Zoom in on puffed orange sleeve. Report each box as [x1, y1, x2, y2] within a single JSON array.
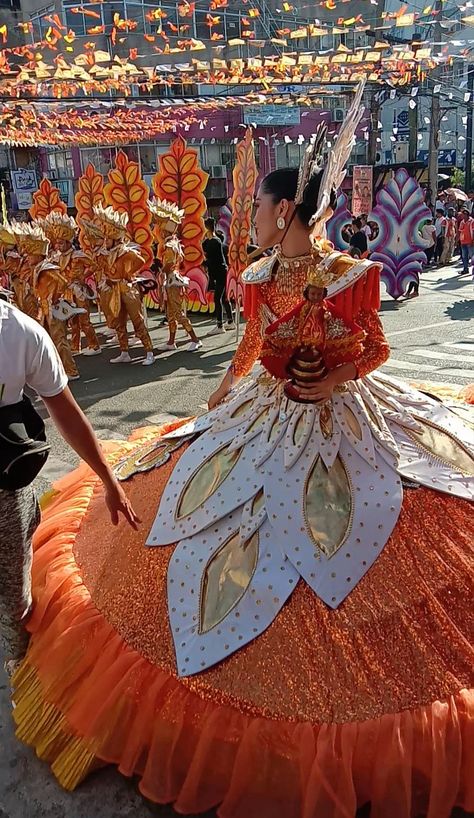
[[232, 313, 264, 377], [354, 308, 390, 377]]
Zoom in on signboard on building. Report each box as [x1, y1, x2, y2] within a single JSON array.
[[352, 165, 373, 217], [243, 105, 301, 127], [10, 169, 37, 210], [417, 149, 457, 167]]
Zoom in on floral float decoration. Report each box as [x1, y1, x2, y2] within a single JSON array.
[[74, 163, 104, 250], [368, 168, 431, 299], [152, 135, 209, 312], [227, 128, 258, 307], [29, 178, 67, 219], [104, 149, 153, 269]]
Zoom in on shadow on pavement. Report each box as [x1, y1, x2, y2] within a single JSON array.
[[445, 299, 474, 321]]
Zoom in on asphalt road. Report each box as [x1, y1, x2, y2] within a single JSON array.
[[0, 260, 473, 818]]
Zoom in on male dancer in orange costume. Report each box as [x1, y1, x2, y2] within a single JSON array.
[[149, 198, 201, 352], [15, 222, 80, 380], [91, 204, 154, 366], [41, 212, 101, 357]]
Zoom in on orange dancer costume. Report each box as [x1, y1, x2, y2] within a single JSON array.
[[91, 204, 154, 366], [0, 222, 22, 294], [41, 212, 100, 356], [12, 223, 43, 322], [15, 222, 80, 380], [11, 87, 474, 818], [149, 198, 202, 352]]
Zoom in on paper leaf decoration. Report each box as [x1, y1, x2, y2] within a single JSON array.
[[29, 178, 67, 219], [227, 128, 258, 304], [75, 163, 104, 249], [104, 150, 153, 268], [152, 135, 209, 276]]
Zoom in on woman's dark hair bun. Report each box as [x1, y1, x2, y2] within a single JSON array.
[[261, 166, 337, 228]]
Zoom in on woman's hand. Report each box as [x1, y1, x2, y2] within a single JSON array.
[[208, 384, 229, 410], [104, 479, 141, 529], [208, 367, 242, 410], [295, 372, 336, 404]]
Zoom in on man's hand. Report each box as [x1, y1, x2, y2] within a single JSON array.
[[104, 479, 141, 529]]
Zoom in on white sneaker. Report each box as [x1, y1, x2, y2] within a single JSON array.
[[142, 351, 155, 366], [208, 325, 226, 336], [101, 327, 115, 337], [68, 374, 80, 381], [188, 340, 203, 351], [83, 347, 101, 356], [110, 351, 132, 364], [129, 336, 141, 347], [157, 342, 178, 352], [226, 321, 236, 330]]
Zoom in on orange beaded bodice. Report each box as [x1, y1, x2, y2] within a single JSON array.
[[233, 250, 390, 379]]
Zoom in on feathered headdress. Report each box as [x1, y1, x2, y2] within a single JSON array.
[[15, 222, 49, 256], [41, 212, 77, 243], [310, 80, 366, 237], [0, 221, 17, 247], [148, 197, 184, 225], [93, 204, 129, 239], [294, 123, 328, 207]]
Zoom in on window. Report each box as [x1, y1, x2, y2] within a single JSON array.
[[47, 149, 74, 178], [139, 143, 157, 174], [275, 142, 304, 169], [80, 147, 115, 177]]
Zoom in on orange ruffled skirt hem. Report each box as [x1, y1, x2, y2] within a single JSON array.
[[12, 426, 474, 818]]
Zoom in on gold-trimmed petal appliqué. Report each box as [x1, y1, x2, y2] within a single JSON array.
[[176, 445, 242, 519], [199, 531, 259, 633], [304, 455, 353, 558], [408, 416, 474, 477]]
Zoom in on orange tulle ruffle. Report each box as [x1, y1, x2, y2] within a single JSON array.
[[12, 422, 474, 818]]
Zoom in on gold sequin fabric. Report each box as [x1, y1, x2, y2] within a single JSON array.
[[74, 451, 474, 724]]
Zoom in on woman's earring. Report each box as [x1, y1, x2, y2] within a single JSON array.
[[276, 216, 286, 230]]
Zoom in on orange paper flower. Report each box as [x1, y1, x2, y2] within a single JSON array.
[[104, 150, 153, 268], [29, 178, 67, 219], [227, 128, 258, 304]]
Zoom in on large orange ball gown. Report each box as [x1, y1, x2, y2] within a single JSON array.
[[12, 248, 474, 818]]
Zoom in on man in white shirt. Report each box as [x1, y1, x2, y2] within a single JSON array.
[[0, 297, 139, 675], [360, 214, 372, 240]]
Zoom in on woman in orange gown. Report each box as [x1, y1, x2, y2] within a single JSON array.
[[11, 123, 474, 817]]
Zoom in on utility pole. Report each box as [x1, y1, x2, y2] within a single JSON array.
[[428, 0, 443, 210], [465, 63, 474, 191], [408, 100, 418, 163], [368, 90, 381, 166]]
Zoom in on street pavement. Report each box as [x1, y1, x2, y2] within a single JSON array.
[[0, 260, 473, 818]]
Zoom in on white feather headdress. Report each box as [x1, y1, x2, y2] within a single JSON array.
[[310, 79, 366, 237]]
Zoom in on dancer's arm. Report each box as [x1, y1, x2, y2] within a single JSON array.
[[208, 316, 262, 409], [353, 309, 390, 377], [43, 388, 140, 529]]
